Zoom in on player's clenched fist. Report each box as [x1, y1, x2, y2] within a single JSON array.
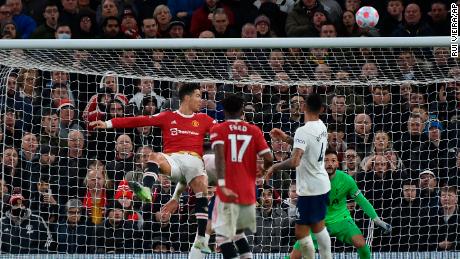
[[89, 120, 107, 129], [270, 128, 288, 142]]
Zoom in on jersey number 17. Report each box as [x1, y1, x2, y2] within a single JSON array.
[[228, 134, 252, 163]]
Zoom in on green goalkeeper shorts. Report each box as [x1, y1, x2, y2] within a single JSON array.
[[294, 218, 363, 250], [324, 219, 363, 245]]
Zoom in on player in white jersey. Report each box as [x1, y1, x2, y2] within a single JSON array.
[[268, 93, 332, 259]]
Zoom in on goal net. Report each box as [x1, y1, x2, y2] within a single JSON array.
[[0, 37, 458, 256]]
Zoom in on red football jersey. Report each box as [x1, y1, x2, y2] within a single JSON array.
[[110, 111, 215, 156], [210, 119, 270, 205]]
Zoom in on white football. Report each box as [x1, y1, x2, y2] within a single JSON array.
[[355, 6, 379, 28]]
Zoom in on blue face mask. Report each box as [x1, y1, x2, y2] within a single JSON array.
[[57, 33, 71, 39]]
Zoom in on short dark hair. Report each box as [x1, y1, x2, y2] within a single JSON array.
[[44, 0, 59, 9], [56, 23, 71, 30], [372, 85, 390, 93], [305, 93, 323, 113], [440, 185, 458, 194], [178, 83, 200, 101], [402, 179, 417, 187], [431, 0, 447, 8], [102, 16, 120, 28], [387, 0, 403, 5], [142, 17, 157, 24], [320, 21, 336, 29], [327, 124, 345, 133], [39, 174, 50, 184], [222, 93, 244, 116], [142, 95, 158, 108], [325, 149, 338, 158]]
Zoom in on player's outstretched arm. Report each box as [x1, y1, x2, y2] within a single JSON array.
[[270, 128, 293, 145], [353, 191, 392, 234], [90, 114, 162, 129], [352, 190, 378, 220], [89, 120, 107, 129], [266, 148, 303, 180]]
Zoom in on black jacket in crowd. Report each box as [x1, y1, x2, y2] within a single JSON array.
[[0, 209, 52, 253]]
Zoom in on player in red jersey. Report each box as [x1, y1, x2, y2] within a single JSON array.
[[90, 83, 215, 254], [210, 94, 273, 259]]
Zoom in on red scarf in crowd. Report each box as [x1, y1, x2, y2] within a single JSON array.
[[127, 213, 140, 221], [83, 189, 107, 225]]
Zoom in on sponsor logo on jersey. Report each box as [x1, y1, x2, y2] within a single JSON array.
[[295, 138, 305, 144], [192, 120, 200, 127], [170, 128, 199, 136]]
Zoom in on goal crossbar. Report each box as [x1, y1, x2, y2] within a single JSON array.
[[0, 36, 451, 49]]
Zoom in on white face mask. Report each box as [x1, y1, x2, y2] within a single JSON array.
[[57, 33, 71, 39]]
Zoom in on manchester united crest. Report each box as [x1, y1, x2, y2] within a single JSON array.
[[192, 120, 200, 127]]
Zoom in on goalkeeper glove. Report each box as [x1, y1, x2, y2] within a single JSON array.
[[373, 217, 392, 234]]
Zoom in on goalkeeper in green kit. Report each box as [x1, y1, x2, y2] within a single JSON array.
[[286, 149, 392, 259]]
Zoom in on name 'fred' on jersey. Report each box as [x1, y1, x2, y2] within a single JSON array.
[[210, 120, 270, 205]]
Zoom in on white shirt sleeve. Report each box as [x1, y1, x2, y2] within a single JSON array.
[[292, 128, 308, 151]]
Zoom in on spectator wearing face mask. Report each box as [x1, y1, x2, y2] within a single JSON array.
[[0, 188, 54, 253], [54, 23, 71, 39]]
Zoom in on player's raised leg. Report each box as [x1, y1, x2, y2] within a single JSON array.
[[130, 151, 173, 202]]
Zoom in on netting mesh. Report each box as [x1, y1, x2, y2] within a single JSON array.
[[0, 46, 456, 85], [0, 44, 459, 255]]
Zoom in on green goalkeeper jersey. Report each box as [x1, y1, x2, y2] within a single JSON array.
[[325, 170, 377, 225]]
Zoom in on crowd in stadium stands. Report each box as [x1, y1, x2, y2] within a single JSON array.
[[0, 0, 454, 39], [0, 0, 459, 254]]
